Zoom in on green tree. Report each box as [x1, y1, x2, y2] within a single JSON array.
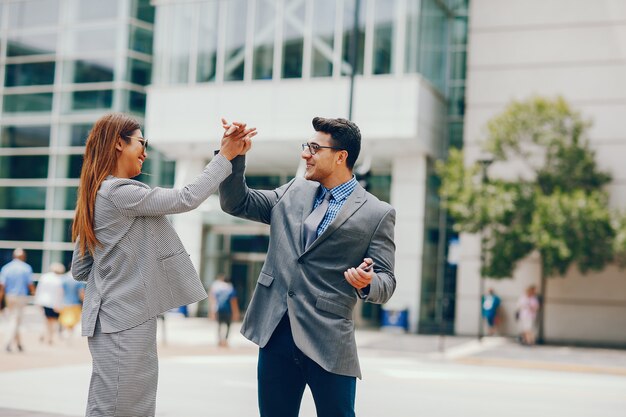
[[438, 97, 615, 342]]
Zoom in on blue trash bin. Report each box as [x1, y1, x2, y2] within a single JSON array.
[[381, 308, 409, 331]]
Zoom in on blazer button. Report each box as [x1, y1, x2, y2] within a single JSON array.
[[288, 290, 295, 297]]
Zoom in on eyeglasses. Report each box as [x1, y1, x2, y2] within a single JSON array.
[[126, 136, 148, 150], [301, 142, 344, 155]]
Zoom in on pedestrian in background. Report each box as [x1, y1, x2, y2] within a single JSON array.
[[58, 267, 85, 339], [71, 112, 254, 417], [482, 288, 501, 336], [209, 274, 240, 347], [516, 285, 540, 346], [34, 262, 65, 345], [0, 248, 35, 353]]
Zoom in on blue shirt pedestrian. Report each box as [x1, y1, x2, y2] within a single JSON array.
[[0, 259, 33, 296]]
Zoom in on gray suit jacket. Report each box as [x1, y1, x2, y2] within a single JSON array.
[[72, 155, 232, 337], [220, 156, 396, 378]]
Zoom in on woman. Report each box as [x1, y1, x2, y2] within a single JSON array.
[[34, 262, 65, 344], [517, 285, 540, 346], [71, 113, 254, 417]]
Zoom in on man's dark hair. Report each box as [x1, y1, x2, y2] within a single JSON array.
[[312, 117, 361, 169]]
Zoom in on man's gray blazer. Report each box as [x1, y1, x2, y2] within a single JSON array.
[[72, 155, 232, 337], [220, 156, 396, 378]]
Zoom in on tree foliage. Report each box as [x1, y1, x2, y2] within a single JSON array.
[[438, 96, 617, 279]]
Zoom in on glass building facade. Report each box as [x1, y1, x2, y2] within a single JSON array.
[[0, 0, 173, 274]]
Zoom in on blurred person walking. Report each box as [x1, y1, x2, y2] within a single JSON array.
[[481, 288, 501, 336], [34, 262, 65, 345], [0, 248, 35, 353], [58, 267, 85, 339], [516, 285, 540, 346], [71, 113, 255, 417], [209, 274, 240, 347]]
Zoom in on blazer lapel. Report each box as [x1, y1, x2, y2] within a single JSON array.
[[304, 183, 367, 254], [299, 184, 320, 252]]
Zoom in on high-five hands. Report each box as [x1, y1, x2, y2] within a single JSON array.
[[218, 118, 257, 160], [220, 118, 257, 159], [344, 258, 374, 290]]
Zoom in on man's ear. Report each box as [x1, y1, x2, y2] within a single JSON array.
[[337, 150, 348, 165], [115, 137, 125, 152]]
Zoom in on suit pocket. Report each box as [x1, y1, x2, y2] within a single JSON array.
[[315, 296, 352, 320], [258, 272, 274, 287]]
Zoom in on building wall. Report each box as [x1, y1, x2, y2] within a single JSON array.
[[459, 0, 626, 345]]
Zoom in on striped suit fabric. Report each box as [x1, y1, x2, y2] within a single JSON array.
[[72, 154, 232, 417]]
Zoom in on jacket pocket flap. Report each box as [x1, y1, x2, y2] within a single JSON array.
[[315, 296, 352, 320], [258, 272, 274, 287]]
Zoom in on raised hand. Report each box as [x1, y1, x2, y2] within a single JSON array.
[[219, 118, 257, 160]]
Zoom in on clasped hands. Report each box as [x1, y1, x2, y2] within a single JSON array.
[[218, 118, 257, 160]]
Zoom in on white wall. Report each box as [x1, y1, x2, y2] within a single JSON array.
[[459, 0, 626, 345]]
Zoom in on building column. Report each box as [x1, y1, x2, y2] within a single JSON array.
[[172, 157, 207, 316], [388, 154, 427, 333]]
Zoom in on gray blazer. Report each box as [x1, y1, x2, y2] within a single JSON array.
[[220, 156, 396, 378], [72, 155, 232, 337]]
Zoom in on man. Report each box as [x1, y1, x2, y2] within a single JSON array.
[[209, 274, 241, 347], [219, 117, 396, 417], [481, 288, 501, 336], [0, 248, 35, 352]]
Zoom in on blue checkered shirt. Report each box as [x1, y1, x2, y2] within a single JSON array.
[[312, 176, 358, 238]]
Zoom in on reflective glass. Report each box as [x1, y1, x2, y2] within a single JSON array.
[[418, 0, 447, 91], [0, 187, 47, 210], [197, 1, 219, 82], [0, 249, 43, 273], [373, 0, 395, 75], [450, 17, 468, 47], [64, 90, 113, 112], [57, 123, 91, 147], [132, 0, 155, 23], [128, 58, 151, 86], [67, 28, 117, 54], [54, 154, 83, 178], [224, 0, 247, 81], [7, 33, 57, 57], [449, 50, 466, 81], [0, 218, 45, 242], [8, 0, 60, 29], [0, 155, 49, 178], [448, 86, 465, 116], [448, 121, 463, 149], [1, 125, 50, 147], [5, 62, 55, 87], [52, 187, 78, 210], [130, 25, 153, 55], [253, 0, 275, 80], [127, 91, 146, 114], [282, 0, 305, 79], [64, 59, 114, 84], [311, 0, 336, 77], [73, 0, 118, 20], [3, 93, 53, 113], [341, 0, 365, 76], [405, 0, 420, 73], [168, 4, 193, 84]]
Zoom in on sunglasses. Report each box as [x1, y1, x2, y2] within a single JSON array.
[[126, 136, 148, 150]]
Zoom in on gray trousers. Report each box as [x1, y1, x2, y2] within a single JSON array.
[[86, 317, 158, 417]]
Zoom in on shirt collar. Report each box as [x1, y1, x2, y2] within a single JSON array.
[[318, 176, 358, 202]]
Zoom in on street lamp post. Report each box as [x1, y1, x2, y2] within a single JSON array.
[[477, 157, 493, 341]]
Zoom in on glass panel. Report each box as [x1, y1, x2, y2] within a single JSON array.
[[0, 248, 43, 273], [449, 50, 466, 81], [0, 155, 49, 178], [246, 175, 282, 190], [373, 0, 395, 75], [133, 150, 175, 187], [5, 62, 55, 87], [128, 58, 151, 85], [224, 0, 247, 81], [7, 33, 57, 57], [130, 25, 153, 55], [64, 90, 113, 112], [450, 16, 467, 47], [282, 0, 305, 79], [74, 0, 118, 20], [8, 0, 60, 29], [127, 91, 146, 114], [55, 154, 83, 179], [168, 4, 193, 84], [197, 1, 219, 83], [132, 0, 155, 23], [57, 124, 91, 147], [0, 218, 45, 241], [52, 187, 78, 210], [252, 0, 275, 80], [448, 86, 465, 116], [3, 93, 53, 113], [48, 249, 74, 269], [341, 0, 365, 76], [311, 0, 336, 77], [448, 121, 463, 149], [64, 59, 114, 84], [1, 125, 50, 147], [0, 187, 47, 210], [67, 27, 117, 54], [405, 0, 420, 73], [418, 0, 447, 91], [231, 235, 269, 253]]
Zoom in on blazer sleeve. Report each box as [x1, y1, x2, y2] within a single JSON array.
[[109, 154, 232, 217], [363, 207, 396, 304], [71, 240, 93, 282], [219, 155, 295, 224]]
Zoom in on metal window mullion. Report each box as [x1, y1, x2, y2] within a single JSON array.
[[394, 0, 407, 76], [244, 0, 256, 82], [272, 0, 284, 82], [363, 0, 374, 77], [215, 0, 227, 83], [188, 2, 200, 84], [301, 0, 313, 79], [332, 0, 344, 79], [113, 4, 130, 111]]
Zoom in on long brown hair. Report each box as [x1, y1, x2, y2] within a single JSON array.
[[72, 113, 140, 256]]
